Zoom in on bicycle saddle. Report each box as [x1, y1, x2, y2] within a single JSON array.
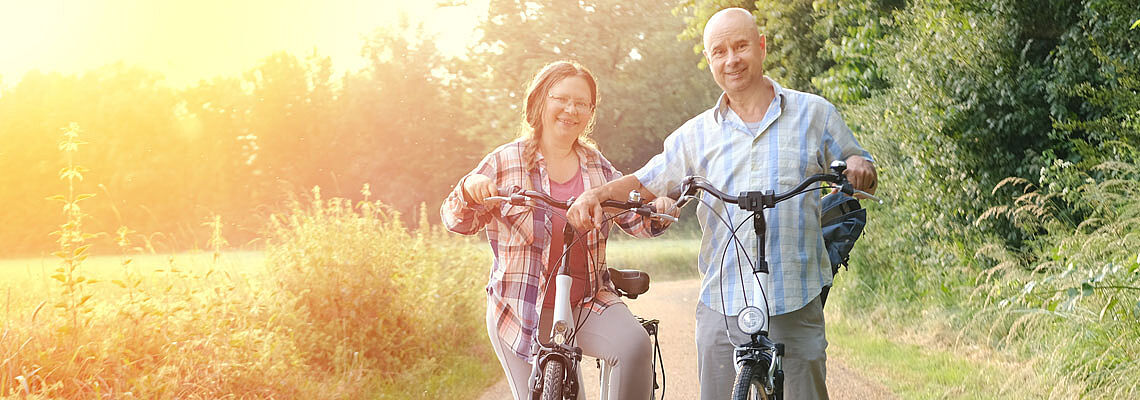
[[607, 268, 650, 298]]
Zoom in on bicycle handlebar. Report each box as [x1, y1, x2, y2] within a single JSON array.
[[668, 160, 868, 275], [673, 173, 846, 210], [486, 189, 678, 223], [671, 160, 879, 209]]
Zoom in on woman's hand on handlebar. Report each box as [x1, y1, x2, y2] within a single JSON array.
[[462, 174, 500, 206]]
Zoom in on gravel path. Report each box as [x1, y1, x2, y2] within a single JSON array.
[[479, 279, 897, 399]]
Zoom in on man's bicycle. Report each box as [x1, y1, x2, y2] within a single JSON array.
[[486, 189, 676, 400], [671, 160, 879, 400]]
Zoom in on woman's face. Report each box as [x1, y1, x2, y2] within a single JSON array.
[[540, 75, 594, 146]]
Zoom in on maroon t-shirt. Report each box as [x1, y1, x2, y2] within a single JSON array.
[[542, 168, 589, 309]]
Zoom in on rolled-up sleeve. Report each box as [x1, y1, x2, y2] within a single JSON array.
[[821, 104, 873, 165], [441, 153, 498, 235], [592, 155, 664, 239], [634, 125, 695, 199]]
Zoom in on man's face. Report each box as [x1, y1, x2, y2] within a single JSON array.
[[703, 18, 766, 94]]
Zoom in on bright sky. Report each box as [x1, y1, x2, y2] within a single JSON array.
[[0, 0, 487, 88]]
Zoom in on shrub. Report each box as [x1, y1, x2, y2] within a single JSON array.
[[264, 186, 489, 384]]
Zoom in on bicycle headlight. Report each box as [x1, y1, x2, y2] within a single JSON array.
[[737, 306, 767, 335], [551, 320, 569, 345]]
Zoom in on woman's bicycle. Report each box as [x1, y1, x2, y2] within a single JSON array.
[[671, 160, 880, 400], [486, 189, 676, 400]]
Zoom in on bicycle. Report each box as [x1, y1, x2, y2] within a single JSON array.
[[671, 160, 880, 400], [486, 189, 677, 400]]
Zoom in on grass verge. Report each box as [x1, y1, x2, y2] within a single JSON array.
[[827, 280, 1084, 399], [374, 345, 501, 399]]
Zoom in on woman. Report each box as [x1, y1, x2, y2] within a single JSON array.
[[441, 60, 675, 399]]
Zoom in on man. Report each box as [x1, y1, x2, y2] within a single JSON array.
[[567, 7, 877, 400]]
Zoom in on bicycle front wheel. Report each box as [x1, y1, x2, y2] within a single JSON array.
[[539, 359, 565, 400], [731, 362, 773, 400]]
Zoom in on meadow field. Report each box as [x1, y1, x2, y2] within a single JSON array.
[[0, 168, 709, 399], [0, 194, 508, 399]]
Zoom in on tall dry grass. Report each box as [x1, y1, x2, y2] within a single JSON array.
[[969, 156, 1140, 398], [1, 125, 497, 399], [264, 186, 495, 393]]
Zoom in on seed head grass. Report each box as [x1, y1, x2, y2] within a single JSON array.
[[1, 125, 498, 398]]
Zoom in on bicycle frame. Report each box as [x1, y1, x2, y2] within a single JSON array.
[[489, 189, 673, 400], [673, 160, 872, 399], [526, 222, 584, 400]]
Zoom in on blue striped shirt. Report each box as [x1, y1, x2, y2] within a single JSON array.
[[634, 78, 872, 317]]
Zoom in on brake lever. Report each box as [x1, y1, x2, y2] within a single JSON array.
[[483, 194, 528, 205], [652, 213, 678, 223], [631, 204, 679, 223], [822, 186, 884, 205], [674, 194, 696, 209], [852, 190, 883, 204]]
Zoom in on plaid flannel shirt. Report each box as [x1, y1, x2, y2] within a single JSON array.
[[441, 140, 660, 361]]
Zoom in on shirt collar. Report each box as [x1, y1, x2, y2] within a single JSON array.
[[712, 76, 787, 126], [533, 141, 594, 166]]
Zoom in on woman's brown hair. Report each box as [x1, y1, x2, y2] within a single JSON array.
[[519, 60, 599, 171]]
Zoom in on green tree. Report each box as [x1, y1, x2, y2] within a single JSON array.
[[242, 52, 339, 194], [675, 0, 901, 100], [1049, 0, 1140, 148], [460, 0, 719, 172], [809, 0, 903, 103], [179, 75, 260, 244], [0, 65, 184, 255], [335, 21, 480, 215]]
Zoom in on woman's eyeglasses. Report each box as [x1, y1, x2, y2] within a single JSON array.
[[548, 95, 594, 114]]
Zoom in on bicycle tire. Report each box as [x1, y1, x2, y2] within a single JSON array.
[[731, 362, 771, 400], [539, 359, 565, 400]]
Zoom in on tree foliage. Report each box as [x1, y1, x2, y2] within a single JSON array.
[[459, 0, 719, 171], [0, 0, 715, 256], [675, 0, 1140, 395]]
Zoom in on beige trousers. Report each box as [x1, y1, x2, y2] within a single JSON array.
[[486, 298, 653, 400]]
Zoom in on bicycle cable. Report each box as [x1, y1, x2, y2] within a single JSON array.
[[567, 208, 647, 343], [499, 190, 674, 399], [720, 211, 759, 345], [683, 193, 764, 345], [534, 204, 652, 346]]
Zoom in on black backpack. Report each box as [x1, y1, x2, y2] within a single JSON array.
[[819, 191, 867, 306]]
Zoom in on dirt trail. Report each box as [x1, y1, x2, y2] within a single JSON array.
[[479, 279, 897, 399]]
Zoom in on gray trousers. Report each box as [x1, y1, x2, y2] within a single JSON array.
[[487, 298, 654, 400], [696, 295, 828, 400]]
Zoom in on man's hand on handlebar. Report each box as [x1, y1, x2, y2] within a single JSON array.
[[650, 196, 681, 230], [568, 188, 606, 231], [567, 188, 679, 232], [843, 156, 878, 196]]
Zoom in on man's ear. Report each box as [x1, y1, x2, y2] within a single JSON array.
[[758, 34, 767, 63]]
